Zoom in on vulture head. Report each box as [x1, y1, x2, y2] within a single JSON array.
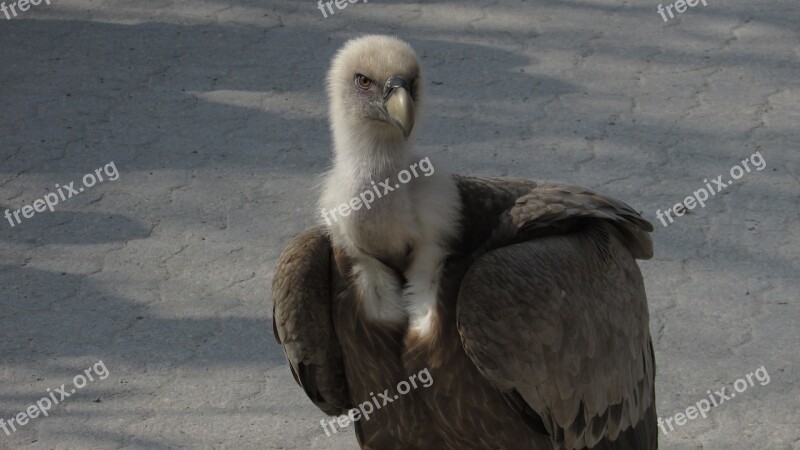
[[327, 35, 422, 149]]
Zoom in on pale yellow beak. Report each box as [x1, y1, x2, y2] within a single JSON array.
[[386, 87, 415, 140]]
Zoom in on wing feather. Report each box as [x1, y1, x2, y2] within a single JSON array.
[[455, 176, 657, 449], [272, 226, 351, 416], [454, 175, 653, 260]]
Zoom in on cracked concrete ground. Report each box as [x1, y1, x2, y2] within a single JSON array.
[[0, 0, 798, 448]]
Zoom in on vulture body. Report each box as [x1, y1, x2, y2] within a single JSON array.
[[272, 36, 657, 449]]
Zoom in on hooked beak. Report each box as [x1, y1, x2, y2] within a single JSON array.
[[384, 76, 414, 140]]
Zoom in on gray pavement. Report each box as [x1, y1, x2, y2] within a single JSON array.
[[0, 0, 798, 449]]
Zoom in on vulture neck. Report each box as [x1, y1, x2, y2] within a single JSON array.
[[323, 123, 427, 265], [324, 123, 462, 330], [328, 125, 417, 218], [332, 125, 411, 177]]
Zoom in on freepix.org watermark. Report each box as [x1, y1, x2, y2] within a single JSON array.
[[0, 360, 109, 436], [320, 156, 434, 226], [657, 365, 770, 435], [1, 0, 51, 20], [320, 368, 433, 437], [657, 0, 708, 23], [4, 161, 119, 228], [316, 0, 367, 18], [655, 151, 765, 227]]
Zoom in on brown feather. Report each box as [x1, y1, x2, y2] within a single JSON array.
[[272, 177, 657, 449]]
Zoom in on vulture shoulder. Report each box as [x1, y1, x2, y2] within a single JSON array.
[[272, 226, 351, 416], [455, 176, 657, 449]]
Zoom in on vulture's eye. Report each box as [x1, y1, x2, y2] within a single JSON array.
[[355, 74, 372, 90]]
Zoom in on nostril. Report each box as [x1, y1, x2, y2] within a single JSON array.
[[384, 76, 409, 100]]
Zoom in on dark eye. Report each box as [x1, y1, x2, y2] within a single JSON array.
[[355, 74, 372, 90]]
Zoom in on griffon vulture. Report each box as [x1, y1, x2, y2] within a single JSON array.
[[273, 35, 657, 449]]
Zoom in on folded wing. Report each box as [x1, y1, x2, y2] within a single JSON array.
[[456, 177, 657, 449], [272, 226, 351, 416]]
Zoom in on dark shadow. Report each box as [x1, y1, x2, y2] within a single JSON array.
[[0, 265, 286, 423]]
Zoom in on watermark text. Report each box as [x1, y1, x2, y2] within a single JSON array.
[[655, 151, 765, 227], [320, 367, 433, 437], [0, 360, 109, 436], [657, 365, 770, 435], [4, 161, 119, 228]]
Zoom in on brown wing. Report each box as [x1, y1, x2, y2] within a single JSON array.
[[272, 226, 351, 416], [455, 176, 657, 449], [454, 175, 653, 260]]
